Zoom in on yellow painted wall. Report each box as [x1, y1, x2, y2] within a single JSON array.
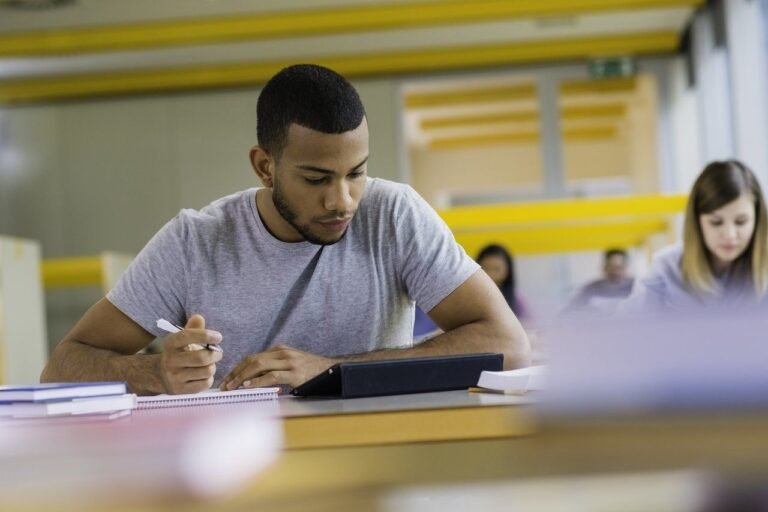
[[563, 138, 629, 181], [409, 143, 542, 207]]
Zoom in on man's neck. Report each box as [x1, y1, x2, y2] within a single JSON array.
[[255, 188, 303, 242]]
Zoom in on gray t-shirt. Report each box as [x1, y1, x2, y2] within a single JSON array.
[[107, 178, 479, 380]]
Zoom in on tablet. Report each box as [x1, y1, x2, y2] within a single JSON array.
[[292, 352, 504, 398]]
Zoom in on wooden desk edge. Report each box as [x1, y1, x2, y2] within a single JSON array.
[[282, 405, 536, 449]]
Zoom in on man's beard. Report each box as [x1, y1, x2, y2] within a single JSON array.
[[272, 179, 349, 246]]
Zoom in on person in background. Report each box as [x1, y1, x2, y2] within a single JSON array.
[[414, 243, 529, 339], [622, 160, 768, 312], [565, 248, 634, 312], [476, 244, 529, 321]]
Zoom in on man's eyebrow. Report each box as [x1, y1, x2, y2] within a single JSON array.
[[296, 156, 369, 175]]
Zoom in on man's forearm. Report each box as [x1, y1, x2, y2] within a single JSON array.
[[341, 320, 531, 370], [41, 340, 166, 395]]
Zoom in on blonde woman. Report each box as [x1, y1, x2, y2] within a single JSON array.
[[623, 160, 768, 311]]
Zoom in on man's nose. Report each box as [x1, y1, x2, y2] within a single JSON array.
[[324, 181, 353, 212]]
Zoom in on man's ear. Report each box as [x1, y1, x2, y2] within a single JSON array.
[[250, 146, 275, 188]]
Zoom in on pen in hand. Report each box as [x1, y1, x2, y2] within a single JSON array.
[[156, 318, 223, 352]]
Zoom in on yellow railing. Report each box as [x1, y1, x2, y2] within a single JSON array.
[[41, 252, 134, 292], [41, 256, 103, 289], [440, 194, 687, 256]]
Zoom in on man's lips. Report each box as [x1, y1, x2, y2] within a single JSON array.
[[317, 217, 352, 231]]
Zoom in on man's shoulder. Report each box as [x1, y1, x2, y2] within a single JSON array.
[[177, 189, 254, 225], [171, 189, 255, 241], [358, 178, 420, 221], [364, 177, 413, 201]]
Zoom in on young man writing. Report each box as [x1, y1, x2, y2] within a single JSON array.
[[42, 64, 530, 394]]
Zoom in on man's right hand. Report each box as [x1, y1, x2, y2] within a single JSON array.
[[160, 314, 223, 394]]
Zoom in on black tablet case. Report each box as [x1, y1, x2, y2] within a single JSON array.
[[291, 353, 504, 398]]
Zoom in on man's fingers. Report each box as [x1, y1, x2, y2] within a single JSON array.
[[185, 314, 205, 330], [221, 357, 292, 390], [181, 364, 216, 382], [182, 376, 215, 394], [165, 328, 222, 351], [243, 370, 297, 389], [220, 354, 270, 389], [166, 347, 223, 368]]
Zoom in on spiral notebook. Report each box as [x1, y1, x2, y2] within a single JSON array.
[[137, 388, 279, 410]]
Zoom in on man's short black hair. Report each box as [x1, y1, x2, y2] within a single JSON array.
[[256, 64, 366, 159], [604, 248, 628, 262]]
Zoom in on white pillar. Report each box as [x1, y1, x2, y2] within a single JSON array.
[[692, 9, 735, 163], [0, 236, 48, 384], [725, 0, 768, 183]]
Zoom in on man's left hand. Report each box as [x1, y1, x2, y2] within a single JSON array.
[[220, 344, 337, 391]]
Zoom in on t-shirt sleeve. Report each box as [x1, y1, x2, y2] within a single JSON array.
[[395, 186, 480, 312], [106, 214, 189, 337]]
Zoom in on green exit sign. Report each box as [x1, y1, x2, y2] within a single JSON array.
[[589, 57, 636, 79]]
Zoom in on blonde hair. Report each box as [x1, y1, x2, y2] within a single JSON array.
[[682, 160, 768, 297]]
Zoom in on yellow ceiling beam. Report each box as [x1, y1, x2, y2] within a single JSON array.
[[565, 125, 618, 140], [0, 31, 678, 104], [453, 219, 669, 255], [406, 84, 537, 109], [420, 102, 627, 130], [421, 111, 539, 130], [431, 131, 540, 148], [439, 194, 687, 229], [562, 103, 627, 118], [410, 80, 637, 111], [0, 0, 703, 57], [429, 126, 618, 149], [561, 77, 638, 95]]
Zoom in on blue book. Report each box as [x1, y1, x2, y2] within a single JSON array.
[[0, 382, 127, 403]]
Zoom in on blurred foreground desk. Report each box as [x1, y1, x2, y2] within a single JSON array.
[[11, 394, 768, 512], [278, 390, 536, 449], [238, 411, 768, 512]]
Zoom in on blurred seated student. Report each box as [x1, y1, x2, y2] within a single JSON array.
[[414, 243, 529, 338], [623, 160, 768, 312], [477, 244, 530, 320], [565, 248, 634, 312]]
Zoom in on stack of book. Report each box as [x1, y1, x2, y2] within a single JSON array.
[[0, 382, 136, 420]]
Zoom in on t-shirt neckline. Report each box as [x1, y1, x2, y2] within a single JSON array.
[[247, 188, 317, 250]]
